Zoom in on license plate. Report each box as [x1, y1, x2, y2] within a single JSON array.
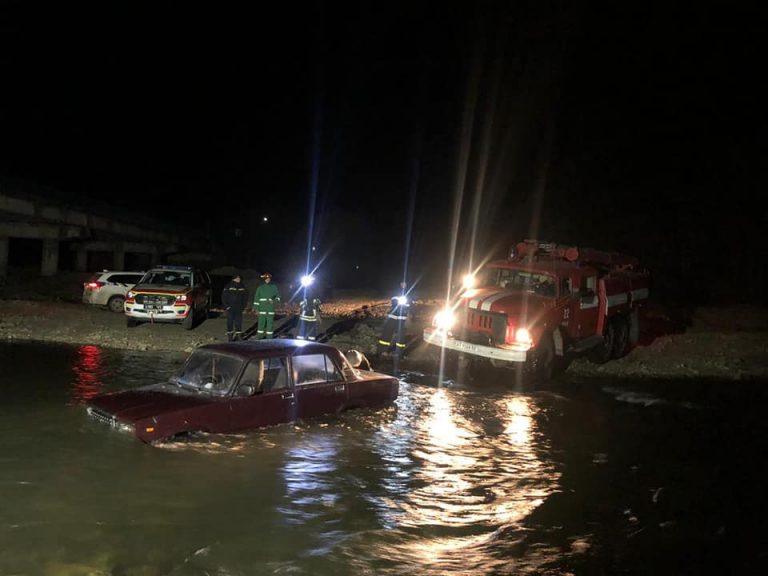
[[145, 302, 160, 311], [453, 340, 479, 352]]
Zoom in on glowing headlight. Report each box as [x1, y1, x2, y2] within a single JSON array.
[[462, 274, 476, 289], [301, 275, 314, 287], [117, 422, 135, 434], [397, 295, 408, 306], [433, 309, 456, 331], [515, 328, 532, 344], [127, 291, 135, 298], [176, 294, 187, 302]]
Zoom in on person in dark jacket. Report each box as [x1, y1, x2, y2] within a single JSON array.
[[297, 293, 322, 341], [222, 274, 248, 341], [377, 281, 410, 355]]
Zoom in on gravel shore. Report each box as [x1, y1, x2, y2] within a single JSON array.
[[2, 298, 767, 381]]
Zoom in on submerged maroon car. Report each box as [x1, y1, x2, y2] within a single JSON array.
[[86, 340, 398, 444]]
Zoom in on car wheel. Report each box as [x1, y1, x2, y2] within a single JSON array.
[[182, 309, 195, 330], [107, 295, 125, 313]]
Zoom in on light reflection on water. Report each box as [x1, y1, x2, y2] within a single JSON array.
[[327, 384, 562, 575], [68, 344, 106, 405]]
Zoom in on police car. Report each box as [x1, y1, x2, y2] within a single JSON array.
[[82, 270, 145, 313]]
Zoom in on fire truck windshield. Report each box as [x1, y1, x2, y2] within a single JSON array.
[[480, 268, 556, 297]]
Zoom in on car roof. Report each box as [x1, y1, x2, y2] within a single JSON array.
[[97, 270, 145, 275], [149, 265, 195, 271], [197, 339, 343, 360]]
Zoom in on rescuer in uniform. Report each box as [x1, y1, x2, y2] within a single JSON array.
[[377, 281, 410, 355], [297, 281, 322, 341], [253, 272, 281, 339], [221, 273, 248, 341]]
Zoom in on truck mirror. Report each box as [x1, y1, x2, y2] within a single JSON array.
[[580, 289, 595, 301]]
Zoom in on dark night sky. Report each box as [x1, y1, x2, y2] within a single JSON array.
[[0, 1, 764, 301]]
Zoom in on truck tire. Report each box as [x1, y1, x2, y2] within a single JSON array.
[[611, 316, 630, 359], [531, 334, 555, 382], [588, 322, 615, 364], [182, 309, 195, 330]]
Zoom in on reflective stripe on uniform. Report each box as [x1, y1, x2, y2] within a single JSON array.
[[378, 340, 390, 346], [388, 314, 407, 320], [299, 316, 318, 321]]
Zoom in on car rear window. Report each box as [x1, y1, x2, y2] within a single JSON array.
[[107, 274, 143, 284]]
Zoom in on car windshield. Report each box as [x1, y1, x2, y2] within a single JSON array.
[[480, 268, 556, 297], [140, 270, 191, 287], [169, 350, 244, 396]]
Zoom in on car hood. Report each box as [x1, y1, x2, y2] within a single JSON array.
[[89, 385, 214, 423], [131, 285, 191, 295], [464, 288, 552, 319]]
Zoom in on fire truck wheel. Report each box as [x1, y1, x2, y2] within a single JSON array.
[[588, 322, 615, 364], [532, 334, 556, 382], [611, 317, 630, 359]]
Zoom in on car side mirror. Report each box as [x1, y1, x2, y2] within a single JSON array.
[[236, 384, 256, 396]]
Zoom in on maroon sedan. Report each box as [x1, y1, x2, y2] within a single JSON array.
[[86, 340, 398, 444]]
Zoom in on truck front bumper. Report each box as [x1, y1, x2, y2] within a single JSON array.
[[423, 328, 528, 363], [124, 303, 190, 322]]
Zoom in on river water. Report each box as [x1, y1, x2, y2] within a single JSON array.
[[0, 342, 766, 575]]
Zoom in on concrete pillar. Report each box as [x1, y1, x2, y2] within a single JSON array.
[[0, 236, 8, 280], [75, 248, 88, 272], [113, 242, 125, 271], [41, 239, 59, 276]]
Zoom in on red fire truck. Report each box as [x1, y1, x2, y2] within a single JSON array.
[[423, 240, 650, 379]]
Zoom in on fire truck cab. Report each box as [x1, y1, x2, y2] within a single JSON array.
[[423, 240, 650, 379]]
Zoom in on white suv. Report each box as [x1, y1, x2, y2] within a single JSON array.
[[82, 270, 145, 313]]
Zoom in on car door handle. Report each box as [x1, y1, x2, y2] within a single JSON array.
[[334, 384, 345, 392], [281, 392, 294, 400]]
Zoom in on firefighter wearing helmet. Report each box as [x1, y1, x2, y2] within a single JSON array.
[[297, 295, 322, 341], [253, 272, 281, 338], [377, 281, 410, 355]]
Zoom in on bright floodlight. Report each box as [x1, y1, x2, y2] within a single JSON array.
[[397, 295, 408, 306], [462, 274, 476, 289], [433, 309, 455, 331], [262, 216, 268, 222], [300, 275, 314, 287]]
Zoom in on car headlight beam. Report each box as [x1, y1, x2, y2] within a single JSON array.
[[433, 309, 456, 331]]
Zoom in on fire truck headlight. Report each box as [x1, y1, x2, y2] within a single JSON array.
[[462, 274, 476, 289], [397, 295, 408, 306], [433, 309, 455, 331], [301, 275, 314, 287], [515, 328, 532, 344], [127, 291, 135, 299], [176, 294, 187, 302]]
